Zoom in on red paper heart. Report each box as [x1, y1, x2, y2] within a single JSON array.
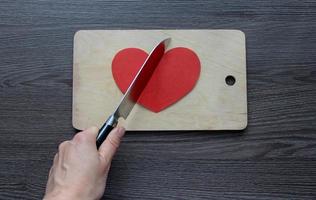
[[112, 47, 201, 112]]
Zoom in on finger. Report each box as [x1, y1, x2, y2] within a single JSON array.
[[57, 141, 72, 166], [98, 126, 125, 162], [53, 153, 59, 164], [49, 153, 58, 178], [48, 166, 54, 177], [58, 140, 70, 154], [73, 126, 99, 144]]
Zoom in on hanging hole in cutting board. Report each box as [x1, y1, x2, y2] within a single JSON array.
[[225, 75, 236, 86]]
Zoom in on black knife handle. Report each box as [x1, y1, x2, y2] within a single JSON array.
[[96, 124, 114, 149], [96, 115, 118, 149]]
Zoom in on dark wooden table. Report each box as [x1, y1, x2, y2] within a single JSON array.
[[1, 1, 316, 199]]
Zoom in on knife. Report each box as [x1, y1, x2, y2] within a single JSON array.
[[96, 38, 170, 148]]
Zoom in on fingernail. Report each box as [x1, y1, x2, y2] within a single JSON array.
[[116, 127, 125, 138]]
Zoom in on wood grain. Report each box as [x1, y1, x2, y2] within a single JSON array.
[[0, 0, 316, 199], [73, 30, 247, 131]]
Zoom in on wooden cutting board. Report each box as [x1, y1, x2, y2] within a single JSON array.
[[73, 30, 247, 131]]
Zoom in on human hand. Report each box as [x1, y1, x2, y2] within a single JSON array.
[[43, 126, 125, 200]]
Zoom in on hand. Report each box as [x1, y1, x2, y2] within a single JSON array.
[[44, 126, 125, 200]]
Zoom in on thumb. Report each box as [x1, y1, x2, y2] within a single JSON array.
[[82, 126, 99, 143], [83, 126, 99, 138], [72, 126, 99, 144], [98, 126, 125, 162]]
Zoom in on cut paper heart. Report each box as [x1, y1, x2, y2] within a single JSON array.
[[112, 47, 201, 113]]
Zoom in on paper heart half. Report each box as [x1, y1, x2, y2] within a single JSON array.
[[112, 47, 201, 113]]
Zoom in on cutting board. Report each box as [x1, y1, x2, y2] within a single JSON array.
[[73, 30, 247, 131]]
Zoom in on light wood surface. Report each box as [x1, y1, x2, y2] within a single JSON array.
[[73, 30, 247, 130]]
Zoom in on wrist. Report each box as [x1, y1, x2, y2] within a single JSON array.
[[43, 189, 87, 200]]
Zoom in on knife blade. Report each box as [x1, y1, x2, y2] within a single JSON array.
[[96, 38, 170, 148]]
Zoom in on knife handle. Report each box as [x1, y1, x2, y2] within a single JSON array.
[[96, 115, 117, 149]]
